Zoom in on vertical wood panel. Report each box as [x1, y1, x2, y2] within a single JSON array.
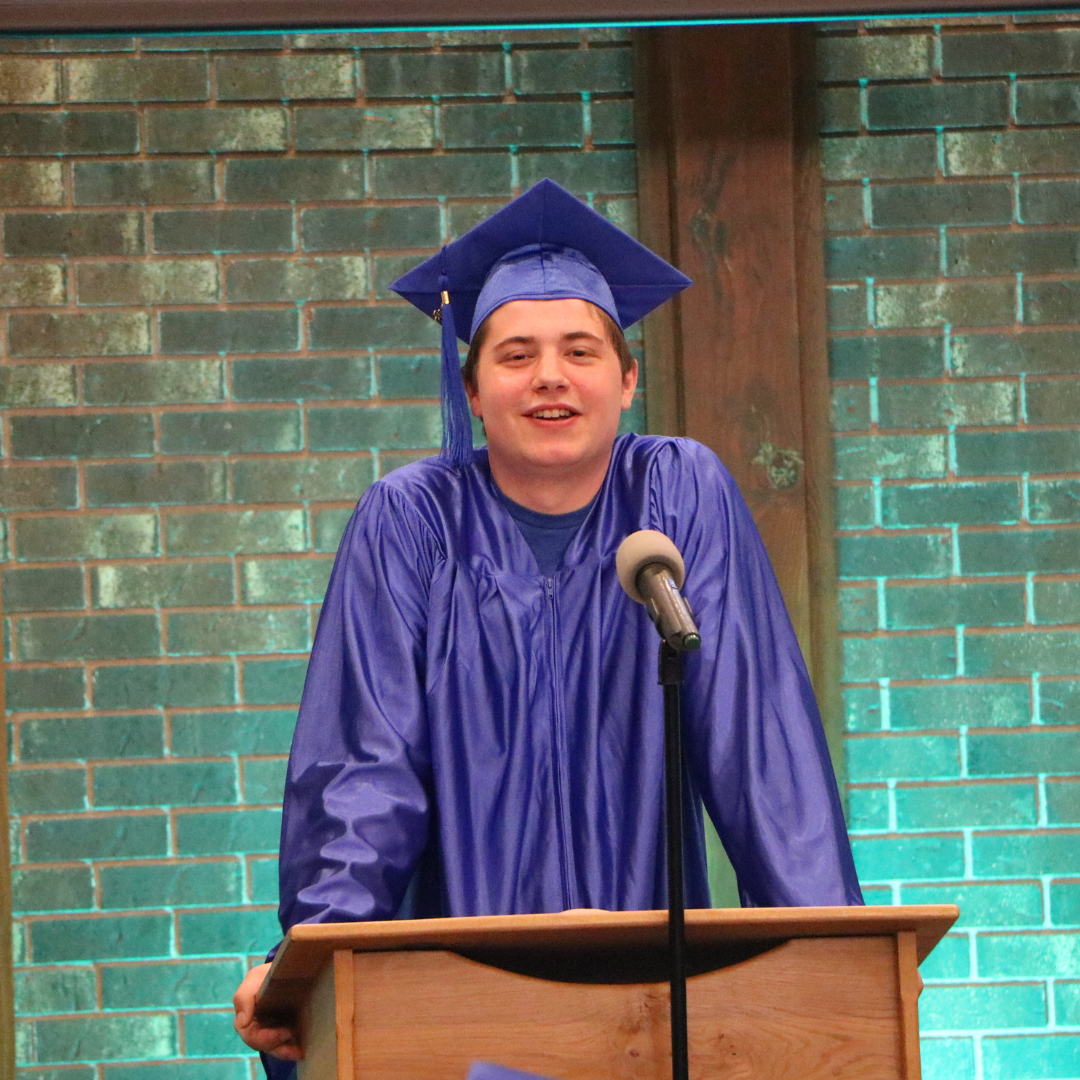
[[668, 24, 810, 649], [634, 33, 682, 439], [896, 931, 924, 1080], [335, 949, 355, 1080], [297, 957, 340, 1080], [792, 26, 845, 782], [636, 27, 841, 775]]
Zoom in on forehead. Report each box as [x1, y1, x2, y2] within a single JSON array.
[[482, 297, 609, 342]]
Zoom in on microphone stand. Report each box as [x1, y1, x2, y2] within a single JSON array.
[[659, 640, 689, 1080], [616, 534, 700, 1080]]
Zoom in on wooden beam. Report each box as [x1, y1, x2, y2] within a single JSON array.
[[634, 26, 842, 782], [634, 30, 682, 440], [655, 24, 813, 647], [0, 0, 1072, 32], [792, 25, 846, 786]]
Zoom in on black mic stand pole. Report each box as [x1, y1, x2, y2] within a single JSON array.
[[659, 640, 689, 1080]]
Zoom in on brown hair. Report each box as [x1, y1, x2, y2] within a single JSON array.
[[461, 303, 636, 392]]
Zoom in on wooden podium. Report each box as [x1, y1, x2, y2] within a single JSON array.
[[256, 905, 958, 1080]]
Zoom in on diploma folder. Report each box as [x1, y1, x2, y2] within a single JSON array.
[[255, 905, 958, 1080]]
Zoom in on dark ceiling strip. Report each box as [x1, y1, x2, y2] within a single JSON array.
[[0, 0, 1072, 32]]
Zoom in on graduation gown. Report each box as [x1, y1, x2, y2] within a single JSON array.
[[276, 432, 861, 934]]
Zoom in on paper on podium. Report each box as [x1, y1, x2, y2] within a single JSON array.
[[467, 1063, 557, 1080]]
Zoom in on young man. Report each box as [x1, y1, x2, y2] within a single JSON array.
[[233, 180, 862, 1069]]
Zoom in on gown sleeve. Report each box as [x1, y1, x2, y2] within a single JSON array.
[[276, 482, 440, 931], [657, 440, 863, 907]]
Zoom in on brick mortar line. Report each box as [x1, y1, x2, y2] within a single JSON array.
[[838, 574, 1079, 584], [834, 423, 1080, 433], [833, 476, 1078, 484], [12, 603, 321, 617], [843, 675, 1062, 684], [828, 276, 1080, 285], [15, 905, 278, 921], [826, 324, 1079, 335], [8, 711, 298, 726], [838, 520, 1080, 531], [831, 496, 1080, 507], [0, 401, 426, 414], [839, 626, 1080, 637], [0, 98, 629, 115], [834, 515, 1080, 526], [833, 477, 1080, 486], [824, 173, 1080, 182], [20, 856, 262, 867], [847, 730, 1080, 738], [830, 377, 1066, 385], [7, 656, 265, 668], [9, 753, 285, 770], [4, 552, 333, 566], [857, 827, 1080, 836]]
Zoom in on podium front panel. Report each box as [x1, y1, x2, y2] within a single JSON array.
[[338, 935, 904, 1080]]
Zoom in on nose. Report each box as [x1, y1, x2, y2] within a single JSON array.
[[531, 349, 569, 391]]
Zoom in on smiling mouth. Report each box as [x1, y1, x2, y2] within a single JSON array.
[[528, 408, 577, 420]]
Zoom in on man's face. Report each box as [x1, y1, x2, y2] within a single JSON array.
[[467, 298, 638, 477]]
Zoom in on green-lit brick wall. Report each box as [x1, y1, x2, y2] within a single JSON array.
[[6, 14, 1080, 1080], [823, 14, 1080, 1080], [0, 28, 638, 1078]]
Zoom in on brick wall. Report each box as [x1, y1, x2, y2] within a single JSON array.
[[822, 15, 1080, 1080], [6, 15, 1080, 1080], [0, 29, 638, 1077]]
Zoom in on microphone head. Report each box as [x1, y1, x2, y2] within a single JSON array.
[[616, 530, 685, 604]]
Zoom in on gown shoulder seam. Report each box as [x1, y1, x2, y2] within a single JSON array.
[[370, 479, 447, 556]]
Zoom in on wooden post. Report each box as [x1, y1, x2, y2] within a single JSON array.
[[897, 930, 924, 1080], [792, 26, 845, 784], [635, 26, 842, 777]]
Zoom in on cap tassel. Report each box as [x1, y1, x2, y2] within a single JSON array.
[[437, 276, 474, 468]]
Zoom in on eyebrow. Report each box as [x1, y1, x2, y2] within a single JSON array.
[[492, 330, 605, 348]]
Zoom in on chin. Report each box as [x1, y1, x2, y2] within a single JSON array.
[[520, 444, 589, 469]]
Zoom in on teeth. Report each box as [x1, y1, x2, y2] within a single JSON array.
[[533, 409, 573, 419]]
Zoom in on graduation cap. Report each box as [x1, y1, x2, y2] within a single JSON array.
[[390, 178, 692, 467]]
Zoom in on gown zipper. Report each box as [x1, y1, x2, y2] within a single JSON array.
[[546, 575, 574, 910]]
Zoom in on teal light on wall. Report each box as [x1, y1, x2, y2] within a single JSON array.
[[824, 18, 1080, 1080]]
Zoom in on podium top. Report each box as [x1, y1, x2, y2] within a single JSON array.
[[258, 905, 957, 1018]]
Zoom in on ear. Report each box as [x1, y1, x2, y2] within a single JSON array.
[[467, 381, 483, 419], [620, 359, 638, 410]]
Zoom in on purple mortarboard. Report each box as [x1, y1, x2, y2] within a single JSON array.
[[389, 178, 692, 467], [465, 1063, 558, 1080]]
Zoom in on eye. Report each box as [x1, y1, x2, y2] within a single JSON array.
[[497, 349, 531, 365]]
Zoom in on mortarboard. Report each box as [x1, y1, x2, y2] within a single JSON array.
[[389, 178, 692, 467]]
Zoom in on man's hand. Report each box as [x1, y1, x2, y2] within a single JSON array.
[[233, 963, 303, 1062]]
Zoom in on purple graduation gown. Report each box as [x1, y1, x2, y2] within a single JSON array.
[[276, 432, 861, 934], [263, 433, 861, 1078]]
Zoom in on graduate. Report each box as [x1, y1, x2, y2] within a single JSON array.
[[233, 179, 862, 1069]]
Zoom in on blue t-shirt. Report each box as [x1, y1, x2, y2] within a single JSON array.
[[500, 491, 596, 575]]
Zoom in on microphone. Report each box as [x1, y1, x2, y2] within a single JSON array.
[[616, 530, 701, 652]]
